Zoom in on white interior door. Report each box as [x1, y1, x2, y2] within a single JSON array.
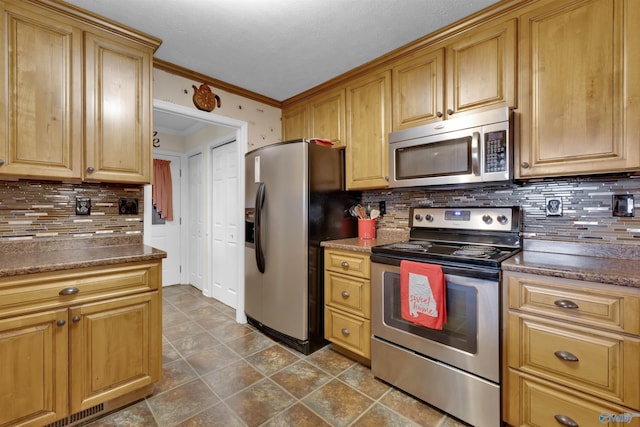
[[150, 153, 181, 286], [188, 152, 205, 290], [211, 141, 239, 308]]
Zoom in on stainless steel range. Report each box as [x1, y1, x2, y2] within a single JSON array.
[[371, 206, 521, 427]]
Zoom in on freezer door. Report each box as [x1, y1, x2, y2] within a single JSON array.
[[245, 142, 309, 341]]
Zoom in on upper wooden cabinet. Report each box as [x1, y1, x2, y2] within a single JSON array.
[[346, 70, 391, 190], [0, 0, 160, 183], [282, 103, 308, 141], [83, 30, 154, 183], [391, 19, 516, 130], [282, 88, 346, 148], [309, 88, 346, 148], [517, 0, 640, 178]]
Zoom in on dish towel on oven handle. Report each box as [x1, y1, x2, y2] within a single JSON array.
[[400, 260, 447, 330]]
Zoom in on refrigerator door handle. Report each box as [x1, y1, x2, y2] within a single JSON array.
[[254, 182, 266, 273]]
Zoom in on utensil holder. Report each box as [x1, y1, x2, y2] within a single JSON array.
[[358, 219, 376, 239]]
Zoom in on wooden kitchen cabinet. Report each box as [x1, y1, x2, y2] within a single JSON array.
[[503, 270, 640, 426], [0, 0, 160, 184], [282, 103, 308, 141], [324, 248, 372, 363], [391, 19, 516, 130], [0, 260, 162, 427], [282, 87, 346, 148], [517, 0, 640, 178], [0, 309, 68, 427], [345, 70, 391, 190]]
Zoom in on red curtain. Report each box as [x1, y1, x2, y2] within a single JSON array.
[[152, 159, 173, 221]]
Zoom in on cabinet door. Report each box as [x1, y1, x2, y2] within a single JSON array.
[[346, 70, 391, 190], [518, 0, 640, 177], [84, 31, 153, 183], [0, 309, 68, 427], [69, 292, 161, 413], [392, 47, 445, 130], [309, 88, 346, 148], [0, 2, 82, 180], [446, 19, 516, 118], [282, 104, 308, 141]]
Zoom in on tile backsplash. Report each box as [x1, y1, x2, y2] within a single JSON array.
[[0, 180, 144, 240], [365, 174, 640, 245]]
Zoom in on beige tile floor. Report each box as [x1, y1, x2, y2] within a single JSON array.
[[86, 284, 469, 427]]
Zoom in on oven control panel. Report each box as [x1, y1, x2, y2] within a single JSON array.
[[411, 207, 519, 232]]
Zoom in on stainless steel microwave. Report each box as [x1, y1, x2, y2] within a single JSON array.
[[388, 107, 514, 188]]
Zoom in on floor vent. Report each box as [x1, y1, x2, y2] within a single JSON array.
[[44, 403, 105, 427]]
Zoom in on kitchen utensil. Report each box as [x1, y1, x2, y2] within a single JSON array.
[[370, 208, 380, 220]]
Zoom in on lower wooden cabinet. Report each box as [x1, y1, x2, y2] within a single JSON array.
[[0, 260, 162, 427], [503, 270, 640, 426], [324, 248, 372, 362]]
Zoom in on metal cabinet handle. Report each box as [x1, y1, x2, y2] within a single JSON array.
[[341, 291, 350, 298], [446, 108, 454, 115], [341, 261, 349, 268], [86, 166, 95, 173], [554, 299, 579, 309], [0, 159, 4, 166], [59, 287, 80, 296], [341, 328, 350, 336], [57, 320, 66, 327], [554, 350, 579, 362], [554, 414, 579, 427], [72, 315, 81, 323], [436, 111, 443, 118], [521, 162, 530, 169]]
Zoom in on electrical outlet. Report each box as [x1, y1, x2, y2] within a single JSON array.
[[545, 197, 563, 216], [75, 197, 91, 215]]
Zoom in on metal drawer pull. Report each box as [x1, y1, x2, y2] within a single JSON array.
[[341, 328, 350, 336], [341, 291, 350, 298], [59, 287, 80, 296], [56, 320, 66, 327], [554, 299, 579, 309], [72, 316, 81, 323], [341, 261, 349, 268], [554, 414, 579, 427], [554, 350, 579, 362]]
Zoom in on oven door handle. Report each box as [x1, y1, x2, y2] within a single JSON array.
[[471, 131, 481, 176]]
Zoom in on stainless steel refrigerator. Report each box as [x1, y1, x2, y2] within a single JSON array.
[[244, 139, 359, 354]]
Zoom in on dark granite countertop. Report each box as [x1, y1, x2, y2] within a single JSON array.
[[0, 236, 166, 278], [502, 240, 640, 289]]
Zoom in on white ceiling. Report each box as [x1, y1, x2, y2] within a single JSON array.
[[65, 0, 499, 103]]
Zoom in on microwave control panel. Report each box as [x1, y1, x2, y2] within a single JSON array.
[[484, 130, 507, 173]]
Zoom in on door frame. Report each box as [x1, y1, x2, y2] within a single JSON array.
[[144, 99, 248, 324]]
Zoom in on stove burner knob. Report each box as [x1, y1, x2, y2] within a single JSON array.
[[482, 214, 493, 224], [424, 214, 434, 222], [414, 214, 423, 222], [497, 215, 509, 225]]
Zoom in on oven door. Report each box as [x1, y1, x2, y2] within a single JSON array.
[[371, 260, 500, 383]]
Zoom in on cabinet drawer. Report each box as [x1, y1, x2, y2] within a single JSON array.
[[505, 369, 640, 427], [507, 312, 640, 408], [325, 271, 370, 318], [0, 261, 161, 318], [505, 271, 640, 334], [325, 249, 370, 279], [324, 306, 371, 358]]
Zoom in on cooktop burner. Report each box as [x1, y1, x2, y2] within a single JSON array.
[[371, 207, 522, 268]]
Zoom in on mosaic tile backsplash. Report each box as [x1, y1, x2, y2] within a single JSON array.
[[364, 174, 640, 245], [0, 180, 144, 240]]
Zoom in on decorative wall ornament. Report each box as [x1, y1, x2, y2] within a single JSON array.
[[153, 131, 160, 147], [192, 83, 221, 112]]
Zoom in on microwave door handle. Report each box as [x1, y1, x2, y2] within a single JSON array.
[[471, 131, 481, 176]]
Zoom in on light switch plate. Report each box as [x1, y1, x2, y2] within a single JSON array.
[[545, 197, 562, 216]]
